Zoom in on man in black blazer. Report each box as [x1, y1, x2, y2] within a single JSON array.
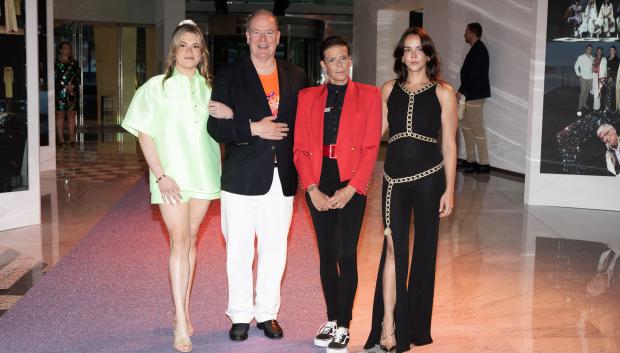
[[207, 9, 306, 342], [457, 22, 491, 174]]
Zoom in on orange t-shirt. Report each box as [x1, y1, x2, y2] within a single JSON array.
[[259, 69, 280, 117]]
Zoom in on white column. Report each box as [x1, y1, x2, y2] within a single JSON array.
[[155, 0, 185, 72]]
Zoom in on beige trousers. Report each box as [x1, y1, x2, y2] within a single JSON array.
[[4, 66, 13, 98], [4, 0, 18, 33], [461, 98, 489, 165]]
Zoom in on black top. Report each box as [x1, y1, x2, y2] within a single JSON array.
[[207, 56, 306, 197], [384, 82, 443, 179], [323, 83, 347, 145], [458, 40, 491, 101], [608, 56, 619, 81]]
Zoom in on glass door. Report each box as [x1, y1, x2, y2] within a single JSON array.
[[53, 22, 155, 143]]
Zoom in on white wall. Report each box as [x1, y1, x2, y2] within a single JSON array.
[[352, 0, 379, 85], [155, 0, 185, 72], [376, 9, 410, 86], [353, 0, 536, 174], [425, 1, 535, 174]]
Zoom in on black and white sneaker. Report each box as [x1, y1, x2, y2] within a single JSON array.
[[327, 326, 350, 353], [314, 320, 337, 347]]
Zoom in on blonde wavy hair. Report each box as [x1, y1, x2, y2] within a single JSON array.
[[162, 20, 213, 86]]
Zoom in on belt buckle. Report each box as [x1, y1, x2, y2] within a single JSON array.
[[328, 144, 337, 159]]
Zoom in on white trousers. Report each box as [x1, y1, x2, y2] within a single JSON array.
[[221, 168, 294, 323]]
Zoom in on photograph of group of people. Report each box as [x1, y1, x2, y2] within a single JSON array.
[[551, 0, 620, 40], [541, 0, 620, 176]]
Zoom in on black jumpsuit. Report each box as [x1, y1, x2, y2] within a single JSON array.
[[364, 82, 445, 353]]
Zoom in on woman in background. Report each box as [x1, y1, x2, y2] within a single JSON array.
[[604, 46, 618, 111], [54, 41, 80, 146], [592, 46, 607, 110]]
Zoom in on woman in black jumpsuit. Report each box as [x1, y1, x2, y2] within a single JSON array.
[[364, 27, 458, 353]]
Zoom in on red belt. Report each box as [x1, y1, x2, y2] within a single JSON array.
[[322, 144, 337, 159]]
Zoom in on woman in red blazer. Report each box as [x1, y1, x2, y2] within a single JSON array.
[[293, 35, 382, 353]]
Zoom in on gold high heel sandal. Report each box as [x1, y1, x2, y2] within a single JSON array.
[[380, 327, 396, 352], [173, 330, 193, 353], [173, 319, 193, 352], [174, 317, 194, 337], [187, 322, 194, 337]]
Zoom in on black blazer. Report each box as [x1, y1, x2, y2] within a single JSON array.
[[458, 40, 491, 101], [207, 56, 306, 197]]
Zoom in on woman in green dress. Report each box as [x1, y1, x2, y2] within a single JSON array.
[[122, 20, 231, 353]]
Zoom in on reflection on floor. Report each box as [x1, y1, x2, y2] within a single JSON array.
[[55, 140, 147, 183], [0, 135, 619, 352], [0, 135, 146, 300]]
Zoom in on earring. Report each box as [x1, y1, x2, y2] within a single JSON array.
[[427, 57, 430, 62], [401, 57, 405, 63]]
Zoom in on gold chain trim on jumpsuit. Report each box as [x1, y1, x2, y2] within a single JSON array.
[[388, 82, 437, 144], [383, 81, 442, 237]]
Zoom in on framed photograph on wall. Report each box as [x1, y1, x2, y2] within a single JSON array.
[[540, 0, 620, 177]]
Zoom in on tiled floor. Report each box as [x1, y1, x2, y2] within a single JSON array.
[[0, 134, 146, 317], [1, 135, 619, 352]]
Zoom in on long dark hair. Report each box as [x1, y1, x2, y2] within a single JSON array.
[[393, 27, 443, 84]]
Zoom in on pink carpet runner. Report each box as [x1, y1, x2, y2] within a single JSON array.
[[0, 178, 328, 353]]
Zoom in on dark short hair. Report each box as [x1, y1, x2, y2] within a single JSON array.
[[393, 27, 443, 84], [586, 44, 593, 49], [319, 35, 350, 61], [467, 22, 482, 38], [245, 9, 279, 32]]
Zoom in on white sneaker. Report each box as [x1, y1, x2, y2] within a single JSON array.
[[327, 326, 350, 353], [314, 320, 337, 347]]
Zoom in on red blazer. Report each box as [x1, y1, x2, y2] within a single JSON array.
[[294, 81, 382, 195]]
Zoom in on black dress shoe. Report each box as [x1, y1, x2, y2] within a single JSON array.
[[257, 320, 283, 339], [463, 162, 480, 174], [457, 160, 474, 170], [229, 323, 249, 341], [477, 164, 490, 174]]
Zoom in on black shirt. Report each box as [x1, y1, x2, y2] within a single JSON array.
[[608, 56, 619, 81], [324, 83, 347, 145]]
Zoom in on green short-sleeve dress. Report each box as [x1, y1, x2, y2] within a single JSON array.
[[121, 69, 221, 203]]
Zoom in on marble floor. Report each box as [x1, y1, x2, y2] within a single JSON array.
[[0, 135, 619, 353]]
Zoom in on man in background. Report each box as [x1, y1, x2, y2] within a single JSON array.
[[575, 44, 594, 111], [458, 22, 491, 174]]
